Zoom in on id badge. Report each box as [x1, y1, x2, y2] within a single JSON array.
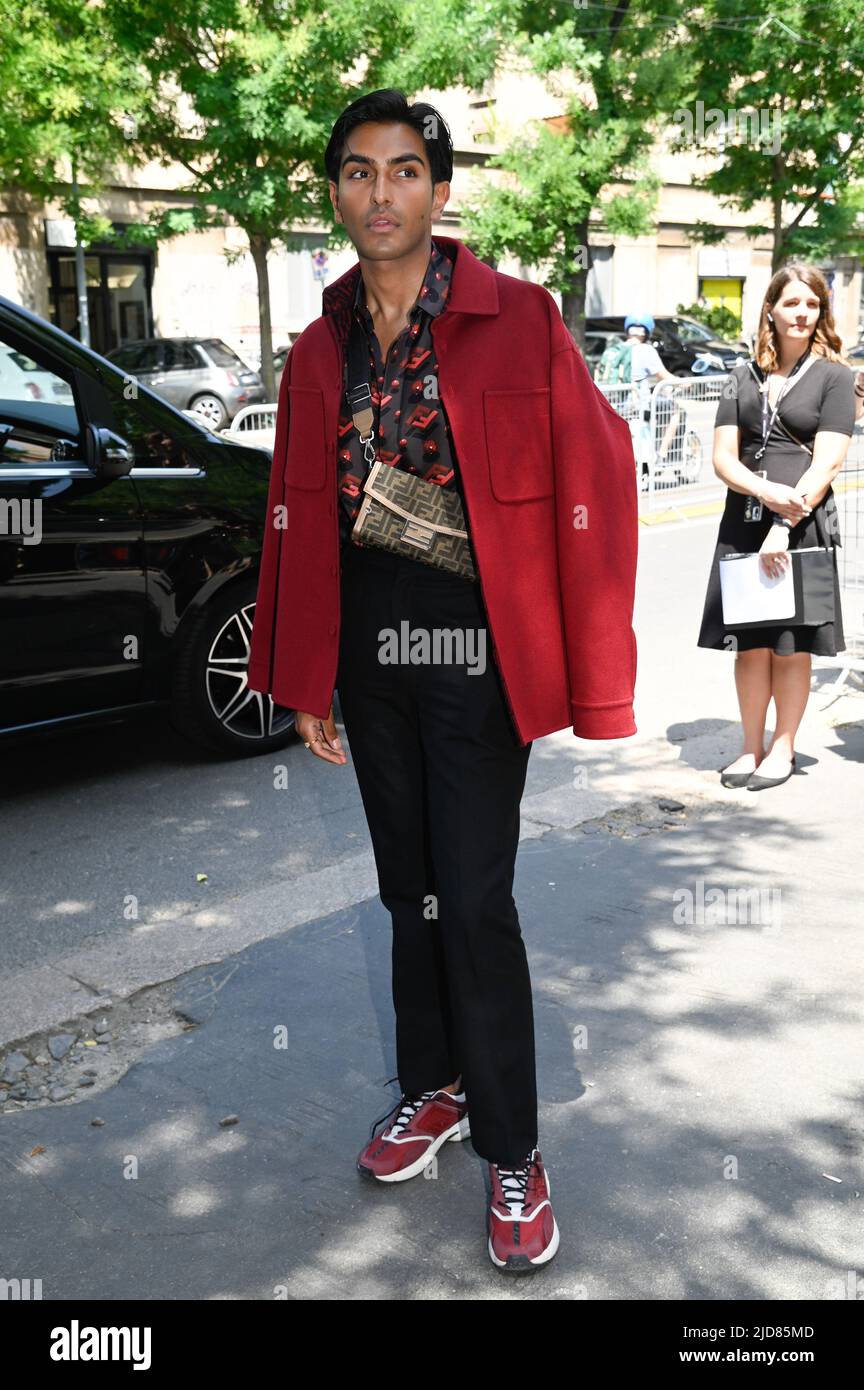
[[744, 469, 767, 522]]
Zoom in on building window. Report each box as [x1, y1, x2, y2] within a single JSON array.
[[47, 244, 154, 357]]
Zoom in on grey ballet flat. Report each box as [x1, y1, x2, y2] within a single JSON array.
[[745, 755, 797, 791]]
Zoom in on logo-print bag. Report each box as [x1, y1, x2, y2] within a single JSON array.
[[345, 316, 477, 581]]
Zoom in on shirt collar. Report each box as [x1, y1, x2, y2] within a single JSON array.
[[352, 237, 452, 320]]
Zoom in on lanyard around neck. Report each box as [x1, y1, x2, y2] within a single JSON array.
[[755, 349, 811, 460]]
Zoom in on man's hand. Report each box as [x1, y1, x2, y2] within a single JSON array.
[[757, 481, 811, 523], [295, 703, 347, 765], [759, 523, 791, 578]]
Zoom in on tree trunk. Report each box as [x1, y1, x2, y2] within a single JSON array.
[[71, 159, 91, 348], [771, 163, 785, 273], [248, 231, 276, 401], [560, 217, 592, 351]]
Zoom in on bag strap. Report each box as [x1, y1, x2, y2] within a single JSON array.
[[774, 414, 813, 457], [345, 316, 377, 469], [771, 416, 835, 547]]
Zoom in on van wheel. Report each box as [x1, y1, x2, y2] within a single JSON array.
[[170, 578, 298, 754]]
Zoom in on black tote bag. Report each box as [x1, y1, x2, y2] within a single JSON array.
[[720, 499, 837, 629]]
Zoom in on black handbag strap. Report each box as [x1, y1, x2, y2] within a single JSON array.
[[772, 418, 842, 550], [345, 317, 376, 460], [774, 414, 812, 457]]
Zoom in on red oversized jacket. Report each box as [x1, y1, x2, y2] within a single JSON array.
[[247, 235, 638, 746]]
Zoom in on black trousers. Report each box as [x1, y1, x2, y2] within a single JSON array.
[[335, 538, 537, 1166]]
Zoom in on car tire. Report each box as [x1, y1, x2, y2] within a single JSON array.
[[188, 393, 229, 430], [169, 577, 298, 755]]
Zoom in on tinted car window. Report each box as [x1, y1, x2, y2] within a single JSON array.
[[0, 335, 80, 466], [110, 342, 163, 372], [110, 344, 144, 370], [164, 341, 203, 370], [97, 360, 210, 468], [136, 343, 163, 371], [200, 338, 245, 368], [668, 318, 714, 345]]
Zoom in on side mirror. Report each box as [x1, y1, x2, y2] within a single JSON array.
[[86, 424, 135, 479]]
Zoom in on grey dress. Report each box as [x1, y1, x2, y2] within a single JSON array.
[[697, 355, 855, 654]]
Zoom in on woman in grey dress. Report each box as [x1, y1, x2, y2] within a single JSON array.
[[697, 264, 856, 790]]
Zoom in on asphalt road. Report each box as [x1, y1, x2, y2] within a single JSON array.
[[2, 504, 863, 1299]]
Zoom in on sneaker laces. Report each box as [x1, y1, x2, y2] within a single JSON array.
[[368, 1075, 438, 1143], [493, 1149, 540, 1217]]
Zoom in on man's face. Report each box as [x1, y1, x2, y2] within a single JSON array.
[[328, 121, 450, 262]]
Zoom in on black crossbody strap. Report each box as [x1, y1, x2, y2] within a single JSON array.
[[774, 414, 813, 457], [345, 316, 375, 444]]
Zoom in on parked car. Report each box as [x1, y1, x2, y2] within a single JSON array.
[[0, 344, 75, 405], [0, 295, 300, 756], [105, 336, 266, 430], [586, 315, 748, 376]]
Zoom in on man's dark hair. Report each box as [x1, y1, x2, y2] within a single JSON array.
[[324, 88, 454, 187]]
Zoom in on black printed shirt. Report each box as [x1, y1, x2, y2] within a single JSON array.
[[337, 238, 467, 549]]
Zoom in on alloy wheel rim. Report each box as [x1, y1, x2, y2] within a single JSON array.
[[204, 600, 295, 740]]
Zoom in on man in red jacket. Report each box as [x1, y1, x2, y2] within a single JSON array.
[[247, 88, 638, 1274]]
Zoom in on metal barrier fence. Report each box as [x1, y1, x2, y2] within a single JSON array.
[[598, 373, 730, 510], [831, 453, 864, 679], [220, 403, 278, 449], [648, 375, 733, 504], [597, 372, 864, 679]]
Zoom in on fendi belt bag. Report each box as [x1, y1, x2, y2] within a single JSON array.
[[345, 315, 477, 582]]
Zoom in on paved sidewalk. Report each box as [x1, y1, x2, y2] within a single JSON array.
[[1, 664, 862, 1299]]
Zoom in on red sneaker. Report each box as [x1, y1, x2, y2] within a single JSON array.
[[357, 1082, 471, 1183], [487, 1148, 560, 1272]]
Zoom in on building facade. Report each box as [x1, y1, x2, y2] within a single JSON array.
[[1, 57, 861, 370]]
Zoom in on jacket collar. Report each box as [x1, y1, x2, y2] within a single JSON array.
[[322, 234, 499, 321]]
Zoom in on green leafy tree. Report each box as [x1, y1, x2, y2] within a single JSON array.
[[675, 0, 864, 270], [104, 0, 514, 397], [457, 2, 696, 346], [0, 0, 149, 200], [0, 0, 150, 339]]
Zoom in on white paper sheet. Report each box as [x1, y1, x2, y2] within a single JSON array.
[[719, 552, 796, 624]]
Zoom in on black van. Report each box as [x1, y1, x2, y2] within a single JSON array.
[[0, 295, 296, 755]]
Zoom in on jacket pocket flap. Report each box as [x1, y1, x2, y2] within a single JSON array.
[[483, 388, 552, 502]]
